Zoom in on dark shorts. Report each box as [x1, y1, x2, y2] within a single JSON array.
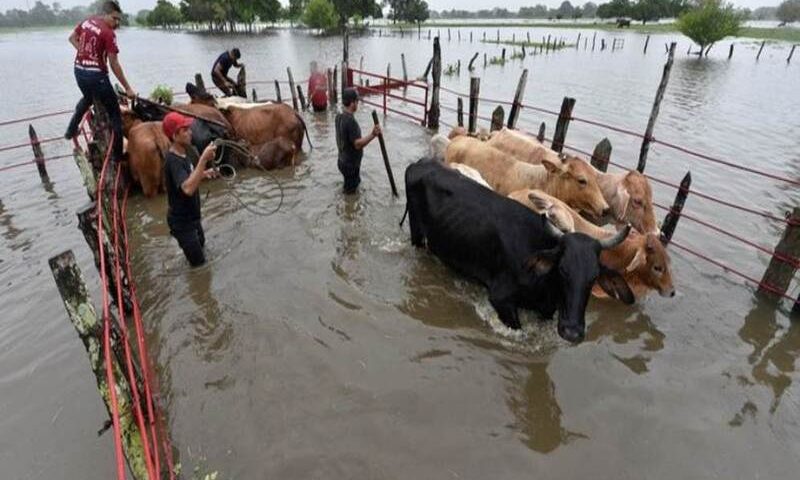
[[169, 219, 206, 267], [337, 159, 361, 194]]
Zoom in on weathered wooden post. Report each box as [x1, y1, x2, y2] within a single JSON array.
[[274, 80, 282, 103], [468, 52, 479, 71], [456, 59, 461, 75], [512, 33, 516, 43], [592, 32, 597, 51], [507, 69, 528, 129], [496, 29, 500, 43], [470, 31, 473, 43], [788, 44, 797, 64], [458, 30, 461, 42], [591, 138, 612, 172], [576, 32, 582, 49], [760, 207, 800, 301], [371, 110, 398, 197], [728, 43, 735, 59], [287, 68, 299, 111], [584, 37, 588, 49], [483, 53, 487, 67], [551, 97, 576, 153], [327, 68, 334, 107], [483, 31, 486, 42], [501, 48, 506, 62], [457, 97, 464, 127], [427, 37, 441, 129], [644, 35, 650, 54], [401, 53, 408, 83], [251, 88, 258, 102], [296, 85, 307, 110], [28, 124, 49, 182], [448, 28, 451, 41], [342, 26, 349, 94], [359, 56, 364, 85], [194, 72, 205, 91], [546, 34, 551, 52], [537, 122, 546, 142], [468, 76, 481, 135], [73, 148, 97, 201], [49, 250, 149, 480], [333, 64, 339, 103], [491, 106, 505, 132], [756, 40, 766, 60], [601, 38, 607, 50], [637, 41, 676, 173], [383, 63, 390, 115], [660, 172, 691, 245], [428, 29, 431, 40]]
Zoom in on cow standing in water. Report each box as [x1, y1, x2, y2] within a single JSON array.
[[404, 159, 634, 343]]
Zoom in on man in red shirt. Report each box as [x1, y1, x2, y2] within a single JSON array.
[[307, 61, 328, 112], [64, 1, 135, 162]]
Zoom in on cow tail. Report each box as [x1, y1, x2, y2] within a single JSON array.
[[399, 204, 409, 227], [295, 112, 313, 150]]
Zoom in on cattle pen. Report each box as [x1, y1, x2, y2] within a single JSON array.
[[1, 27, 800, 478]]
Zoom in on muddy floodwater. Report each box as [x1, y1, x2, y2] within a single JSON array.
[[1, 26, 799, 479]]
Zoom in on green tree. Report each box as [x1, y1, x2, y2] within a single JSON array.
[[582, 2, 599, 17], [148, 0, 183, 28], [597, 0, 631, 18], [557, 1, 576, 18], [406, 0, 429, 24], [677, 0, 743, 55], [777, 0, 800, 24], [135, 9, 151, 25], [303, 0, 337, 30], [630, 0, 664, 24], [331, 0, 382, 26]]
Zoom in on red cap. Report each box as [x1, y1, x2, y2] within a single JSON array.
[[162, 112, 193, 140]]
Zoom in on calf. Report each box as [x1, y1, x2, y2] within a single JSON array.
[[405, 158, 633, 343], [512, 189, 675, 300], [444, 135, 609, 219], [253, 137, 298, 170]]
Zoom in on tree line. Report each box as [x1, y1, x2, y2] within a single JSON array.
[[0, 0, 130, 28]]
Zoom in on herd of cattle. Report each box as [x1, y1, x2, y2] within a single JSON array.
[[115, 84, 674, 343], [120, 82, 309, 196], [408, 127, 675, 342]]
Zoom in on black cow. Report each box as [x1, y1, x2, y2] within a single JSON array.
[[404, 158, 634, 343]]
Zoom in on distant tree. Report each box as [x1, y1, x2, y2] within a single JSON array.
[[752, 6, 777, 20], [519, 5, 550, 18], [557, 1, 576, 18], [582, 2, 599, 17], [630, 0, 664, 24], [597, 0, 631, 18], [304, 0, 337, 30], [777, 0, 800, 24], [677, 0, 743, 55], [254, 0, 282, 24], [330, 0, 382, 26], [148, 0, 183, 28], [287, 0, 307, 25], [406, 0, 429, 24], [135, 9, 151, 25]]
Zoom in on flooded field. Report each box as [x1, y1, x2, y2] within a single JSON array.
[[1, 25, 799, 478]]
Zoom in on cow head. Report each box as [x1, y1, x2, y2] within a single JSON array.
[[528, 220, 634, 343], [120, 107, 142, 137], [186, 82, 218, 107], [542, 156, 610, 220], [609, 170, 658, 235], [255, 137, 298, 169], [448, 126, 467, 140], [624, 233, 675, 297]]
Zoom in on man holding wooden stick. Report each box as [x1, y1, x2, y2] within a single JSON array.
[[335, 88, 381, 194]]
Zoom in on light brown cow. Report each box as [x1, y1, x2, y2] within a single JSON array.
[[222, 103, 307, 152], [511, 189, 675, 300], [253, 137, 298, 170], [445, 135, 609, 218], [121, 109, 169, 197], [486, 128, 658, 234]]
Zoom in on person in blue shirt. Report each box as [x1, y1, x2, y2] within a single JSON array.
[[211, 48, 243, 97]]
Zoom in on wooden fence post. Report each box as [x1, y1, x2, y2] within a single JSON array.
[[457, 97, 464, 127], [756, 40, 766, 60], [483, 53, 487, 68], [327, 68, 334, 107], [251, 88, 258, 102], [644, 35, 650, 54], [333, 64, 339, 103], [728, 43, 735, 59], [371, 111, 398, 197], [296, 85, 307, 110], [470, 31, 473, 43], [468, 76, 481, 134], [287, 67, 298, 111], [760, 207, 800, 300], [592, 32, 597, 51], [660, 171, 691, 245], [194, 72, 205, 91], [591, 138, 612, 172], [274, 80, 282, 103], [49, 250, 150, 480], [788, 45, 797, 64], [448, 28, 451, 41], [427, 37, 441, 129], [491, 106, 505, 132], [507, 68, 528, 129], [537, 122, 546, 142], [458, 30, 461, 42], [637, 41, 676, 173], [496, 29, 500, 43], [551, 97, 576, 153], [342, 26, 349, 94], [73, 148, 97, 201], [468, 52, 479, 71], [401, 53, 408, 83], [29, 124, 49, 182]]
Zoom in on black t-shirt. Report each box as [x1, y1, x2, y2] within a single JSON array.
[[164, 149, 201, 224], [213, 51, 235, 77], [335, 111, 362, 168]]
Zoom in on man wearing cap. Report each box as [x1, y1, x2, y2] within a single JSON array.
[[211, 48, 243, 97], [335, 88, 381, 194], [64, 0, 135, 162], [162, 112, 219, 267]]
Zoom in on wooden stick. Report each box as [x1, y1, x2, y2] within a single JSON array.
[[537, 122, 545, 142], [728, 43, 734, 60], [29, 124, 49, 182], [274, 80, 282, 103], [760, 207, 800, 300], [371, 110, 398, 197], [591, 138, 612, 172], [638, 42, 676, 173], [551, 97, 576, 153], [194, 72, 205, 92], [296, 85, 307, 110], [507, 69, 528, 129], [788, 44, 797, 64], [756, 40, 766, 60], [643, 35, 650, 54], [401, 53, 408, 83], [490, 106, 504, 132], [468, 76, 480, 134], [287, 67, 298, 111], [457, 97, 464, 127], [660, 172, 691, 245], [427, 37, 441, 129], [468, 52, 479, 71]]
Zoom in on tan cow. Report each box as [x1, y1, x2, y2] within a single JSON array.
[[511, 189, 675, 300], [486, 128, 658, 234], [445, 135, 609, 218], [121, 109, 169, 197], [222, 103, 307, 152]]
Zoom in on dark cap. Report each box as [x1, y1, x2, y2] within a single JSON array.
[[342, 88, 359, 106]]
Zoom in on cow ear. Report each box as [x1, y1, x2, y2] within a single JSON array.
[[597, 266, 635, 305], [625, 247, 647, 273], [541, 159, 563, 174], [525, 247, 560, 275], [615, 183, 630, 219]]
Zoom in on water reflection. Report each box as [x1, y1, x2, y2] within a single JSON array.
[[738, 296, 800, 414], [671, 58, 728, 114], [331, 194, 367, 287], [0, 198, 31, 251], [503, 359, 587, 453], [185, 266, 232, 363]]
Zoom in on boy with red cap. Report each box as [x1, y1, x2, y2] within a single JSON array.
[[162, 112, 219, 267]]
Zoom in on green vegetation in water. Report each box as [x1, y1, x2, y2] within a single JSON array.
[[443, 62, 460, 76], [150, 84, 174, 105], [481, 39, 574, 50]]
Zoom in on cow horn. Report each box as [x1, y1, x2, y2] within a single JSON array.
[[599, 224, 631, 250], [544, 216, 564, 239]]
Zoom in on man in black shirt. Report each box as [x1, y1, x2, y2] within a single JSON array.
[[211, 48, 243, 97], [335, 88, 381, 194], [162, 112, 219, 267]]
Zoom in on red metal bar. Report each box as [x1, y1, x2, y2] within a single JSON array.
[[360, 98, 425, 124], [0, 135, 64, 153], [0, 109, 73, 128], [358, 84, 427, 108], [423, 82, 429, 125], [348, 67, 427, 89]]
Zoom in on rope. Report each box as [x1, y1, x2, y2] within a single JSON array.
[[212, 139, 286, 217]]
